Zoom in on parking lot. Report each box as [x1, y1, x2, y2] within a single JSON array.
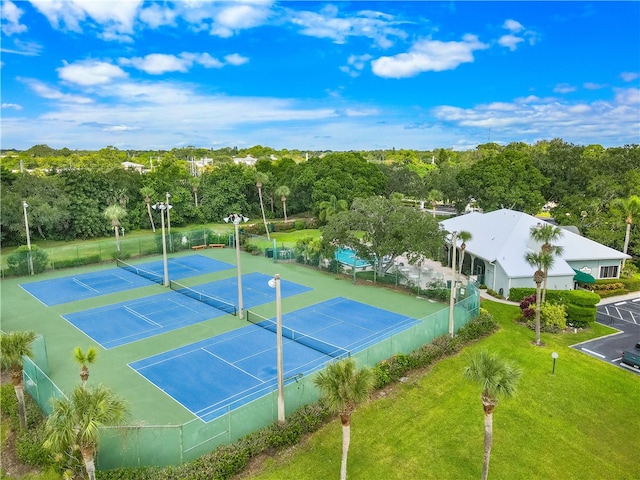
[[571, 297, 640, 374]]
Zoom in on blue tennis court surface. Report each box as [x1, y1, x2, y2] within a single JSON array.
[[63, 272, 312, 348], [130, 297, 419, 422], [187, 272, 312, 310], [20, 255, 233, 306]]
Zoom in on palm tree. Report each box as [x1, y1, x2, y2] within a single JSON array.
[[103, 204, 127, 252], [44, 385, 129, 480], [275, 185, 291, 222], [458, 230, 473, 280], [0, 330, 37, 429], [73, 347, 97, 388], [529, 224, 564, 303], [525, 251, 554, 346], [464, 351, 521, 480], [256, 171, 270, 240], [139, 187, 156, 232], [314, 358, 374, 480], [610, 194, 640, 267], [188, 176, 201, 207], [428, 189, 443, 218], [318, 195, 348, 224]]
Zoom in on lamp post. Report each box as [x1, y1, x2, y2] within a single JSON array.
[[165, 192, 172, 251], [224, 213, 249, 319], [449, 231, 457, 337], [551, 352, 558, 374], [268, 273, 285, 423], [22, 201, 34, 276], [152, 201, 172, 287]]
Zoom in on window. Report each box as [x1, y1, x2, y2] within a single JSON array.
[[599, 265, 618, 278]]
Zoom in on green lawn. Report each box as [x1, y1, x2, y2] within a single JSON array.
[[245, 301, 640, 480]]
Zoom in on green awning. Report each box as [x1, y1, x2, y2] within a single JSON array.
[[573, 269, 596, 284]]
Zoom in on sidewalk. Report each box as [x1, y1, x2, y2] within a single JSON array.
[[479, 289, 639, 306]]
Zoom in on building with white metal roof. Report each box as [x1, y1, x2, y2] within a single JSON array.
[[440, 209, 630, 299]]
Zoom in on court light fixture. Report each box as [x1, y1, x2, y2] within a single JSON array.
[[22, 200, 34, 275], [152, 201, 172, 287], [224, 213, 249, 319], [268, 273, 285, 423]]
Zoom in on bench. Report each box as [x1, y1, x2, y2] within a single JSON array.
[[191, 245, 206, 250], [209, 244, 225, 248]]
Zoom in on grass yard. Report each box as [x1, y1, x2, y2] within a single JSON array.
[[243, 301, 640, 480]]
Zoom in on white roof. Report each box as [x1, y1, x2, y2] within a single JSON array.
[[440, 209, 629, 278]]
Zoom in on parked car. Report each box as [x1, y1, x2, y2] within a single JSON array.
[[621, 342, 640, 369]]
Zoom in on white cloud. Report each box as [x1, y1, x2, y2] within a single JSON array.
[[139, 3, 177, 29], [122, 53, 191, 74], [119, 52, 245, 74], [1, 39, 43, 56], [620, 71, 640, 82], [224, 53, 249, 66], [211, 3, 272, 37], [431, 87, 640, 145], [554, 83, 577, 94], [503, 19, 524, 33], [2, 103, 23, 110], [371, 34, 489, 79], [57, 60, 128, 86], [288, 4, 408, 48], [583, 82, 606, 90], [498, 34, 523, 51], [20, 77, 93, 104], [29, 0, 142, 36], [340, 54, 372, 77], [1, 1, 27, 35]]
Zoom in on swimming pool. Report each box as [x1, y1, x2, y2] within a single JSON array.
[[334, 247, 371, 268]]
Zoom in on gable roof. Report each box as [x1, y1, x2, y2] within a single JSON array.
[[440, 209, 629, 278]]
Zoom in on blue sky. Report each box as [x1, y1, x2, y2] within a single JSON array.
[[1, 1, 639, 151]]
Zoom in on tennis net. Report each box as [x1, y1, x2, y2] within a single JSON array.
[[116, 258, 163, 285], [246, 310, 349, 359], [169, 280, 237, 316]]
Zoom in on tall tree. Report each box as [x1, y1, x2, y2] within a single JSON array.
[[187, 176, 201, 208], [525, 251, 554, 346], [139, 187, 156, 232], [464, 351, 521, 480], [610, 195, 640, 267], [0, 331, 37, 429], [529, 224, 564, 303], [314, 358, 374, 480], [73, 347, 98, 388], [427, 188, 443, 218], [44, 385, 129, 480], [276, 185, 291, 222], [318, 195, 348, 224], [103, 204, 127, 252], [256, 171, 270, 239], [321, 196, 445, 277]]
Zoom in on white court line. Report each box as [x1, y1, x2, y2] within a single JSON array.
[[581, 348, 605, 358], [124, 306, 161, 327], [72, 277, 99, 293]]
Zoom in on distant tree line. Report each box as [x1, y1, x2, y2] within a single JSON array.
[[1, 139, 638, 259]]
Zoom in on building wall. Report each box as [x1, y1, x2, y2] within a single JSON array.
[[567, 259, 623, 280]]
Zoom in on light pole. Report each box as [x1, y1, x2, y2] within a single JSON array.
[[152, 201, 172, 287], [165, 192, 172, 251], [449, 230, 457, 338], [268, 273, 285, 423], [22, 201, 34, 276], [224, 213, 249, 319], [551, 352, 558, 375]]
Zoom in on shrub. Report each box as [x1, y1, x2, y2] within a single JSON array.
[[456, 308, 499, 342], [294, 220, 306, 230], [6, 245, 49, 276], [486, 289, 504, 299], [540, 303, 567, 332]]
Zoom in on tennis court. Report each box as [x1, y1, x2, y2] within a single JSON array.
[[20, 255, 233, 306], [130, 297, 419, 422], [62, 272, 313, 349]]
